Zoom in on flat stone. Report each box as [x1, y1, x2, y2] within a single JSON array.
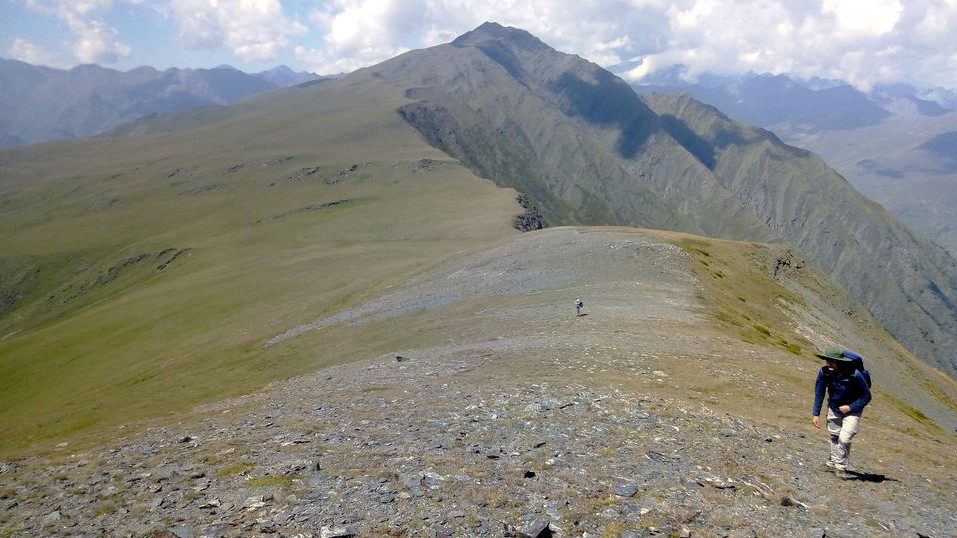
[[612, 480, 639, 497], [168, 525, 193, 538], [320, 524, 359, 538], [520, 518, 550, 538], [432, 524, 454, 538], [198, 498, 221, 509], [41, 511, 61, 526]]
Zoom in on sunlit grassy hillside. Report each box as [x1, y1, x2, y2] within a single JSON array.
[[0, 76, 523, 455]]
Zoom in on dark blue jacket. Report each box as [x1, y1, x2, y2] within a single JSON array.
[[812, 366, 871, 416]]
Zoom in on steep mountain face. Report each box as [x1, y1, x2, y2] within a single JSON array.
[[644, 94, 957, 376], [380, 23, 957, 375], [0, 59, 323, 147], [633, 73, 957, 257], [387, 24, 776, 242]]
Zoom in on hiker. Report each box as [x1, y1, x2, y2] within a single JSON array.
[[811, 347, 872, 478], [575, 298, 584, 316]]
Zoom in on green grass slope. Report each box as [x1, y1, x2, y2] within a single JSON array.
[[0, 76, 522, 456]]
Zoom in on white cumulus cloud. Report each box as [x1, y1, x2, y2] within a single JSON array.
[[11, 0, 957, 90], [291, 0, 956, 91], [168, 0, 306, 62], [22, 0, 132, 64], [6, 37, 64, 68], [823, 0, 902, 38]]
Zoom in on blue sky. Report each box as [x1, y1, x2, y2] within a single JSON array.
[[2, 0, 955, 91]]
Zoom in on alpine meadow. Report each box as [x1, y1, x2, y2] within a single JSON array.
[[1, 22, 955, 538]]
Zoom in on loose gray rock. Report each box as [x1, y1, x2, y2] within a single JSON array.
[[168, 525, 193, 538], [612, 480, 639, 497], [40, 511, 61, 526], [520, 518, 551, 538], [321, 524, 359, 538]]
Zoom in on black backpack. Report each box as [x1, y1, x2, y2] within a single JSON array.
[[841, 350, 872, 387]]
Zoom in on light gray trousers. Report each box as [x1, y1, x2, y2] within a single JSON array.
[[826, 408, 862, 470]]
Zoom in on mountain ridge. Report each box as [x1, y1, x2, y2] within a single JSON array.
[[2, 226, 955, 536], [386, 23, 957, 376]]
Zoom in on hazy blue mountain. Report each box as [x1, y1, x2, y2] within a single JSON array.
[[255, 65, 323, 87], [632, 72, 893, 132], [0, 58, 322, 147]]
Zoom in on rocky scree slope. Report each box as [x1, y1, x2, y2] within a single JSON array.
[[384, 22, 957, 377], [2, 229, 954, 538]]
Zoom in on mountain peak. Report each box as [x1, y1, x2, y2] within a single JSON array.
[[452, 22, 548, 52]]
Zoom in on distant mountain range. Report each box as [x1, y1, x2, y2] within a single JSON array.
[[632, 72, 957, 257], [0, 59, 324, 147]]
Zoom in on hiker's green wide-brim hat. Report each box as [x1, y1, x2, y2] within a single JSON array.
[[816, 347, 852, 362]]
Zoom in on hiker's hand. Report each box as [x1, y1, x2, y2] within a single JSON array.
[[812, 416, 820, 429], [839, 405, 851, 413]]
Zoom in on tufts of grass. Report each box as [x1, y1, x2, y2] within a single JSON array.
[[777, 340, 801, 355], [671, 238, 812, 355], [601, 522, 635, 538], [92, 501, 116, 517], [245, 475, 297, 489], [885, 394, 933, 426], [217, 462, 254, 477], [585, 494, 619, 510]]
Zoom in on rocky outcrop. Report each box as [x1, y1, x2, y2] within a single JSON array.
[[513, 194, 545, 231]]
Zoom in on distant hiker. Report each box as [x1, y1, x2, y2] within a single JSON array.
[[811, 347, 872, 478], [575, 298, 584, 316]]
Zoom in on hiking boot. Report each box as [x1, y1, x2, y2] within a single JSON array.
[[821, 462, 838, 473]]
